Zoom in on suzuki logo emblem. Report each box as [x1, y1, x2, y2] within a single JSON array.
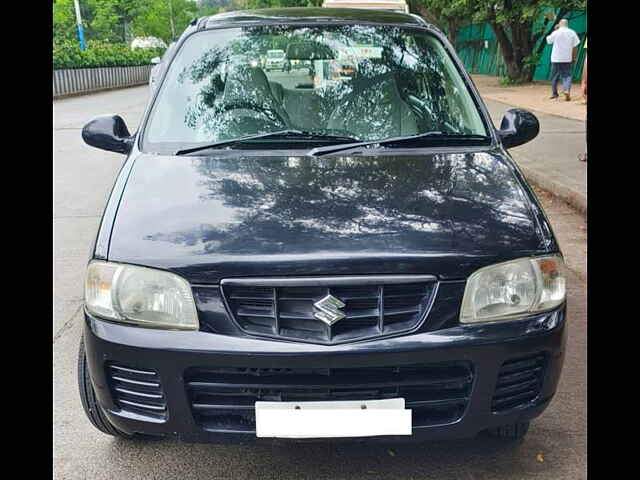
[[313, 294, 346, 326]]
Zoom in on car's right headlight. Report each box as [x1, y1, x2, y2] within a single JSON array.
[[460, 255, 566, 324], [84, 261, 199, 330]]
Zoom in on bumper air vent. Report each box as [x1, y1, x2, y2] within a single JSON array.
[[185, 361, 473, 432], [107, 363, 166, 419], [492, 353, 546, 413]]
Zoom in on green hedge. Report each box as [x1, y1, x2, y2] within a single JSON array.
[[53, 41, 166, 70]]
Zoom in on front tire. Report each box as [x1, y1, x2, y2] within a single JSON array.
[[77, 338, 135, 439], [486, 421, 530, 440]]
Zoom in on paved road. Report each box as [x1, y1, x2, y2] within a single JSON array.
[[54, 86, 586, 480]]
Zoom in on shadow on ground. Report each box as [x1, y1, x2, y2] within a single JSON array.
[[92, 428, 581, 480]]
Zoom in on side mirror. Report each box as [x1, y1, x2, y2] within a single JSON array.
[[151, 56, 161, 65], [498, 108, 539, 149], [82, 115, 134, 154]]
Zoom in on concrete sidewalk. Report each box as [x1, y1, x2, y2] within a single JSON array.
[[472, 74, 586, 122], [474, 76, 587, 215]]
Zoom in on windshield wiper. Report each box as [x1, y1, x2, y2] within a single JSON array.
[[175, 130, 359, 155], [307, 131, 491, 157]]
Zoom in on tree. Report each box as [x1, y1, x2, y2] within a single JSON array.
[[410, 0, 586, 83], [196, 0, 226, 16], [53, 0, 99, 45], [476, 0, 586, 83], [197, 0, 233, 9], [407, 0, 473, 44], [134, 0, 198, 43], [53, 0, 78, 43], [240, 0, 322, 8], [90, 0, 152, 43], [54, 0, 200, 46]]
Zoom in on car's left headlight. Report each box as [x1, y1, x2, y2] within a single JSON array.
[[84, 261, 199, 330], [460, 255, 565, 324]]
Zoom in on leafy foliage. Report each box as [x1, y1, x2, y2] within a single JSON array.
[[132, 0, 198, 42], [53, 0, 319, 48], [53, 0, 587, 81], [242, 0, 321, 8], [89, 0, 149, 43], [54, 0, 200, 45], [408, 0, 586, 82], [407, 0, 474, 42], [53, 0, 98, 45], [53, 40, 165, 69]]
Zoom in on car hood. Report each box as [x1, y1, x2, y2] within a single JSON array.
[[107, 150, 552, 283]]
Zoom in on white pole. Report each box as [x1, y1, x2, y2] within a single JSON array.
[[73, 0, 86, 50], [168, 0, 176, 40]]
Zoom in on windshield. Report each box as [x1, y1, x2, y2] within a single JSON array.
[[142, 24, 488, 153]]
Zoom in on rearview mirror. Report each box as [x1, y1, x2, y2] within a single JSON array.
[[82, 115, 134, 154], [498, 108, 539, 149]]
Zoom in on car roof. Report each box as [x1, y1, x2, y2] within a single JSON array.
[[200, 7, 429, 29]]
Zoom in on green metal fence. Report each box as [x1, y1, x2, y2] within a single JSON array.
[[455, 9, 587, 82]]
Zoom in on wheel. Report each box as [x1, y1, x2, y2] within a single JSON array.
[[486, 421, 530, 440], [77, 338, 135, 439]]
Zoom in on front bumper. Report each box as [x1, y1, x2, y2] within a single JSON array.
[[83, 306, 566, 443]]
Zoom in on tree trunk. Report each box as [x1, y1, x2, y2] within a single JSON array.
[[446, 18, 459, 45], [511, 21, 534, 82], [407, 2, 444, 31], [491, 21, 535, 83]]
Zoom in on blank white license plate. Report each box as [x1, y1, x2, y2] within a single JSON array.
[[255, 398, 412, 438]]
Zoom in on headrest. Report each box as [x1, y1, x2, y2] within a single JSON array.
[[223, 64, 273, 104], [286, 41, 336, 60], [225, 64, 269, 84]]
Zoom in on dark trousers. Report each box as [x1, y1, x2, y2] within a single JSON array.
[[550, 62, 573, 96]]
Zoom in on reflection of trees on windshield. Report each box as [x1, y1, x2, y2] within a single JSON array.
[[144, 152, 537, 254], [154, 24, 477, 147]]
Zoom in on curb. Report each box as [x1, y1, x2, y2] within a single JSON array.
[[514, 158, 587, 216], [53, 81, 148, 100]]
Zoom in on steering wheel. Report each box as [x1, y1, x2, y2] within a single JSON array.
[[404, 94, 438, 131], [216, 100, 291, 128]]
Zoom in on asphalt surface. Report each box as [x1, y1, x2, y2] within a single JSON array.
[[53, 85, 587, 480]]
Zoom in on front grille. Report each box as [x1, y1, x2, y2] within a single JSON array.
[[492, 353, 546, 413], [185, 362, 473, 432], [107, 364, 166, 419], [221, 276, 438, 344]]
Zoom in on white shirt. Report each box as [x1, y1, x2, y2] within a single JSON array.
[[547, 27, 581, 63]]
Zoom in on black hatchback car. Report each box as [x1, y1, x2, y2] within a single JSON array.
[[79, 8, 566, 443]]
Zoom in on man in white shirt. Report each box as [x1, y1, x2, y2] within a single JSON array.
[[546, 19, 581, 101]]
